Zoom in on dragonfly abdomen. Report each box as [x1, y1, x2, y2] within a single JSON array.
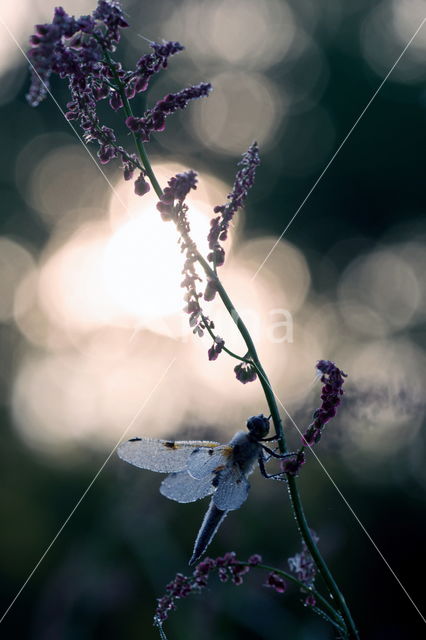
[[189, 499, 228, 565]]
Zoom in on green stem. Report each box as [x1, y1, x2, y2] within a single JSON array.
[[201, 314, 251, 363], [193, 259, 359, 638], [237, 561, 345, 630], [287, 476, 359, 638], [102, 70, 359, 635], [102, 48, 163, 198], [195, 253, 287, 452]]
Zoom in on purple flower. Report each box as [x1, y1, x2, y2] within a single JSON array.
[[108, 90, 123, 110], [25, 3, 190, 195], [264, 572, 287, 594], [208, 142, 260, 267], [154, 553, 257, 628], [154, 572, 193, 625], [303, 360, 347, 447], [304, 594, 316, 607], [26, 7, 79, 106], [125, 83, 212, 142], [234, 362, 257, 384], [208, 336, 225, 361], [26, 1, 144, 193], [281, 449, 305, 477], [92, 0, 129, 49], [203, 277, 218, 302], [157, 170, 198, 220], [288, 530, 319, 589], [26, 2, 129, 107], [134, 172, 150, 196], [125, 40, 184, 96], [157, 171, 213, 339]]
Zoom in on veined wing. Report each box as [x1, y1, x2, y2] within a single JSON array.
[[213, 464, 250, 511], [160, 470, 216, 503], [117, 437, 221, 473], [187, 444, 234, 479]]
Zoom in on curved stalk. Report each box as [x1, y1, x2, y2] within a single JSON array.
[[102, 47, 163, 198], [236, 561, 345, 631], [103, 63, 359, 635], [195, 252, 287, 451], [286, 476, 359, 638], [194, 257, 359, 638], [201, 314, 252, 363]]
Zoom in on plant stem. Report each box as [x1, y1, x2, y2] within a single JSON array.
[[286, 475, 359, 638], [237, 561, 345, 631], [195, 252, 287, 451], [102, 48, 163, 198], [201, 314, 252, 363], [114, 84, 359, 637], [194, 259, 359, 638]]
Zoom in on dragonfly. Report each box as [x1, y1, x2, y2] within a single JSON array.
[[117, 414, 290, 565]]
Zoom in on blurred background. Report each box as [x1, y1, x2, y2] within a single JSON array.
[[0, 0, 425, 638]]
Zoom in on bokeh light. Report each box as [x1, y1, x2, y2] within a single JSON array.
[[361, 0, 426, 84], [338, 337, 425, 463], [0, 237, 35, 321], [338, 247, 421, 336], [0, 0, 94, 82], [162, 0, 298, 71], [192, 71, 285, 155]]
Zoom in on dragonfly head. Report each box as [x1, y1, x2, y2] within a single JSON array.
[[246, 414, 270, 440]]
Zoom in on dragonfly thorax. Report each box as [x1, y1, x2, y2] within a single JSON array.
[[229, 431, 262, 474]]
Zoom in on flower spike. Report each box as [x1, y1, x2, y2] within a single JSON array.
[[207, 141, 260, 272], [303, 360, 347, 446]]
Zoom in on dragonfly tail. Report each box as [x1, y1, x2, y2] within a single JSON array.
[[189, 500, 228, 566]]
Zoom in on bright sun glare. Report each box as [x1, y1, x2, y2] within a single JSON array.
[[103, 205, 210, 320], [36, 165, 231, 338]]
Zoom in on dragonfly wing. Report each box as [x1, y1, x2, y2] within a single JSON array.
[[117, 437, 221, 473], [213, 464, 250, 511], [160, 470, 216, 503], [187, 444, 234, 479]]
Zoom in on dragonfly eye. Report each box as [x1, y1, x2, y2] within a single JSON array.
[[246, 413, 270, 439]]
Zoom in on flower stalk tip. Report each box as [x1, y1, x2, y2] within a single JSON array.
[[303, 360, 347, 446], [208, 141, 260, 268]]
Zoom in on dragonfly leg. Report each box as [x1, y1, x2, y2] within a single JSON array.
[[258, 454, 286, 480], [260, 435, 279, 442], [260, 444, 296, 459]]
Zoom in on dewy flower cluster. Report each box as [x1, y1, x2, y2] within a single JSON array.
[[155, 152, 261, 354], [155, 142, 260, 352], [206, 141, 260, 272], [26, 1, 209, 197], [288, 531, 319, 590], [156, 170, 212, 338], [154, 552, 283, 628], [154, 553, 253, 627], [303, 360, 348, 446], [27, 1, 129, 107], [126, 83, 212, 142], [26, 0, 260, 370]]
